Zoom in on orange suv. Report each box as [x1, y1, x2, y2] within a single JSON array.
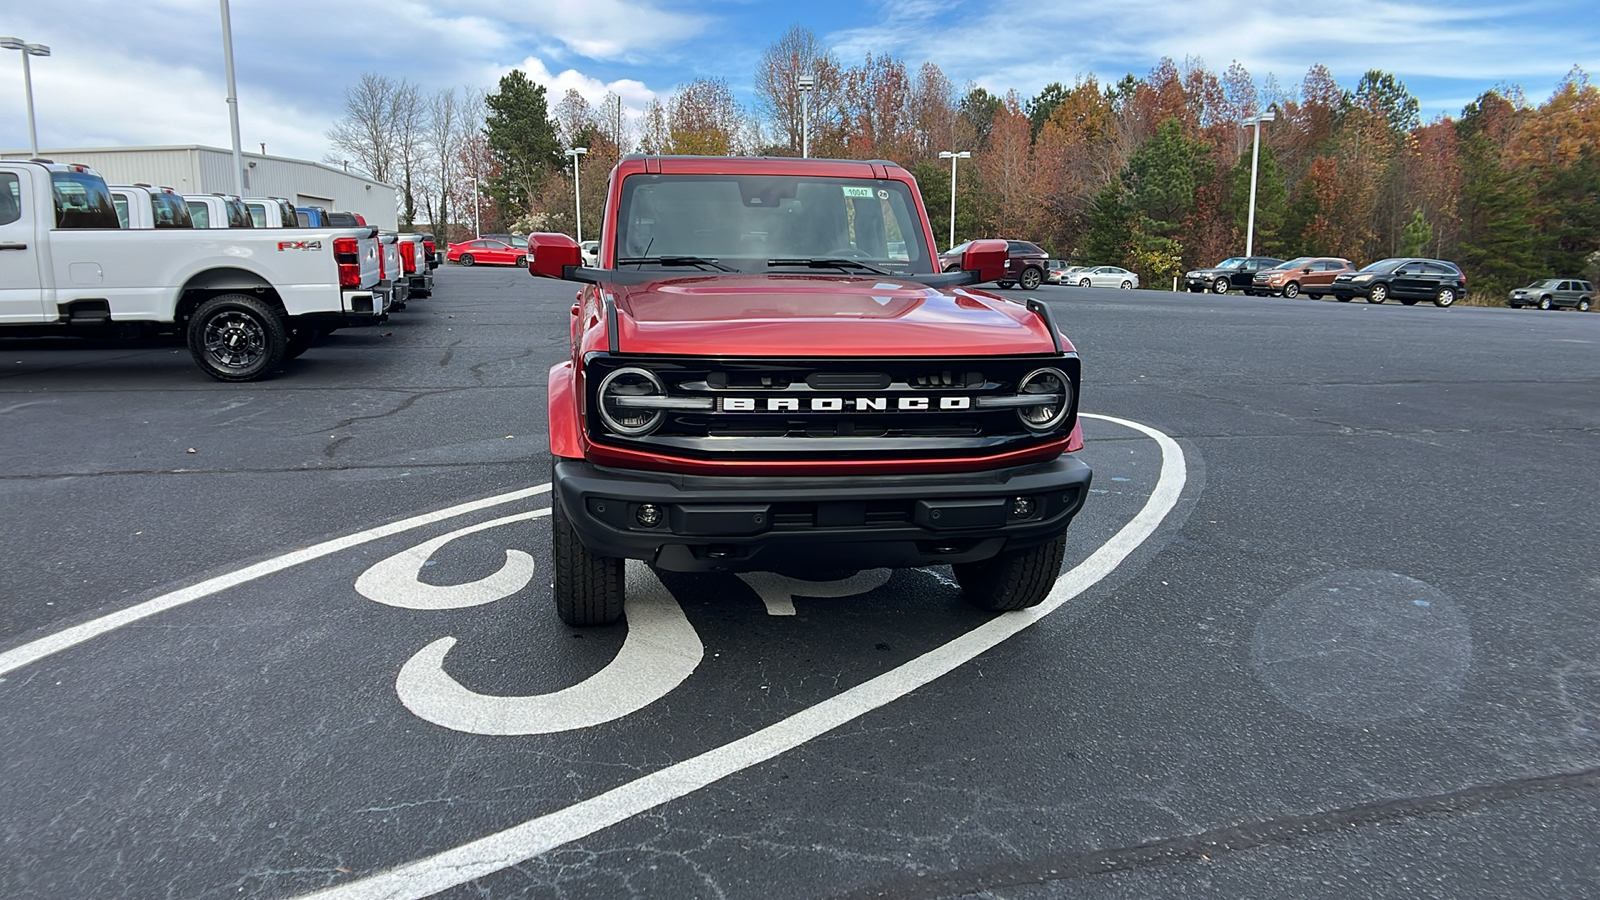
[[1248, 257, 1355, 299]]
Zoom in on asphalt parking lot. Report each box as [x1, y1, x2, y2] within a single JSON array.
[[3, 268, 1598, 899]]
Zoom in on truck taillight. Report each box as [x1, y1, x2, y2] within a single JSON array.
[[424, 241, 435, 257], [378, 246, 387, 280], [402, 242, 417, 273], [334, 237, 360, 289]]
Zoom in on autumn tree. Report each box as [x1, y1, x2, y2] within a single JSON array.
[[754, 25, 843, 156], [666, 78, 746, 156]]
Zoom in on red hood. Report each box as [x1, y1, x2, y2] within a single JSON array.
[[609, 274, 1062, 357]]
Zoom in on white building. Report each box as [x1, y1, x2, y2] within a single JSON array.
[[0, 144, 399, 229]]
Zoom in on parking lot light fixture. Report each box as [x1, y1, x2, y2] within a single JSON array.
[[797, 74, 815, 158], [2, 38, 50, 157], [566, 147, 588, 244], [937, 150, 970, 251], [1244, 110, 1277, 258]]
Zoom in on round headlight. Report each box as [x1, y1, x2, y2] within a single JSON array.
[[597, 366, 666, 436], [1015, 367, 1072, 432]]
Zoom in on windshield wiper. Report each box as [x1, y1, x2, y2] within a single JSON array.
[[615, 255, 735, 272], [767, 257, 894, 275]]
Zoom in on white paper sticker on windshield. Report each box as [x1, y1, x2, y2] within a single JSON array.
[[842, 186, 874, 198]]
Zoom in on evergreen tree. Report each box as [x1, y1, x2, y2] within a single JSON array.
[[1083, 181, 1133, 265], [1122, 118, 1210, 263], [1026, 82, 1069, 140], [1400, 209, 1433, 256], [484, 70, 561, 211]]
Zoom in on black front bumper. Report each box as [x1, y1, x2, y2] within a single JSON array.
[[555, 456, 1093, 573]]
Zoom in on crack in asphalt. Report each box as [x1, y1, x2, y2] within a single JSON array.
[[439, 339, 463, 368], [835, 766, 1600, 899]]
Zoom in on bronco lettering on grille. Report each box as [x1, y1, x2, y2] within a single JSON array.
[[719, 396, 974, 412]]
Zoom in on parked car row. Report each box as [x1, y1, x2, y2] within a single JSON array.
[[0, 160, 447, 381], [1182, 255, 1468, 308]]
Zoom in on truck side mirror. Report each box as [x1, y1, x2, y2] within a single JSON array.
[[961, 239, 1008, 284], [528, 233, 582, 279]]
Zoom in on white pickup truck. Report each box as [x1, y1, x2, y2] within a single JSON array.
[[1, 160, 388, 381], [243, 196, 300, 229], [183, 193, 253, 229], [109, 184, 193, 229]]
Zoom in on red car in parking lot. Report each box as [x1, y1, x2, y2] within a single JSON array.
[[446, 238, 527, 267]]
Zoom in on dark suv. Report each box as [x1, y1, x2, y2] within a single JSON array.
[[1330, 258, 1467, 307], [1185, 256, 1284, 294], [943, 240, 1048, 290]]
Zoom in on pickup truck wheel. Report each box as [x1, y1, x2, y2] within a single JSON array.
[[552, 488, 626, 626], [459, 254, 475, 267], [1019, 267, 1043, 290], [952, 535, 1066, 612], [187, 294, 287, 382]]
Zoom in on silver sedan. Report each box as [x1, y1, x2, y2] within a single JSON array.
[[1074, 266, 1140, 289]]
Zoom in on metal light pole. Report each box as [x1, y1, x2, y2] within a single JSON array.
[[472, 168, 480, 239], [217, 0, 246, 195], [1, 38, 50, 157], [937, 150, 969, 251], [797, 74, 814, 158], [1244, 110, 1277, 257], [565, 147, 588, 243]]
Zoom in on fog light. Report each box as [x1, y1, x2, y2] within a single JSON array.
[[636, 504, 664, 527], [1011, 496, 1036, 518]]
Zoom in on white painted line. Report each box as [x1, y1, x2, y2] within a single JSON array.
[[0, 485, 552, 677], [356, 509, 549, 610], [298, 413, 1186, 900], [395, 562, 704, 736], [737, 569, 893, 616]]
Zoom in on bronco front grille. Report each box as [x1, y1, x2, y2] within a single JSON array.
[[583, 355, 1079, 460]]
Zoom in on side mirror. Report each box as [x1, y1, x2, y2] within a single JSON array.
[[961, 239, 1009, 284], [527, 232, 582, 279]]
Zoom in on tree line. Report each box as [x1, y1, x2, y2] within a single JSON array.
[[326, 26, 1600, 293]]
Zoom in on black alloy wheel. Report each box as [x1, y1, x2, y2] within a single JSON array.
[[515, 255, 527, 267], [186, 293, 287, 382], [1282, 282, 1300, 299], [1019, 267, 1043, 290], [1367, 284, 1389, 304], [459, 254, 475, 267]]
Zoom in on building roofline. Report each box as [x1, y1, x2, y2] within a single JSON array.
[[0, 144, 396, 189]]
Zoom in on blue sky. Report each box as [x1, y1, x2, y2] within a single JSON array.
[[2, 0, 1596, 162]]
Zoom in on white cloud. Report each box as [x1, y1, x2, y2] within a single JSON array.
[[513, 0, 709, 61], [498, 57, 658, 120]]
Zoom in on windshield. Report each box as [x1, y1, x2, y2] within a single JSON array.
[[1215, 257, 1247, 269], [614, 173, 933, 274], [1272, 257, 1315, 270], [1527, 279, 1561, 288], [1359, 258, 1405, 273]]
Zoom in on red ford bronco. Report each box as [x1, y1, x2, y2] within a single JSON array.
[[531, 156, 1092, 625]]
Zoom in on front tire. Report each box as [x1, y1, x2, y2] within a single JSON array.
[[1019, 267, 1043, 290], [1539, 296, 1552, 310], [1080, 278, 1093, 288], [552, 483, 626, 626], [953, 535, 1066, 612], [186, 293, 287, 382], [1282, 282, 1300, 299], [1367, 284, 1389, 304], [459, 254, 475, 267], [1212, 278, 1229, 294]]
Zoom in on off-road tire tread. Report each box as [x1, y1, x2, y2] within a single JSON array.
[[186, 293, 287, 382], [552, 487, 625, 626], [952, 534, 1066, 611]]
